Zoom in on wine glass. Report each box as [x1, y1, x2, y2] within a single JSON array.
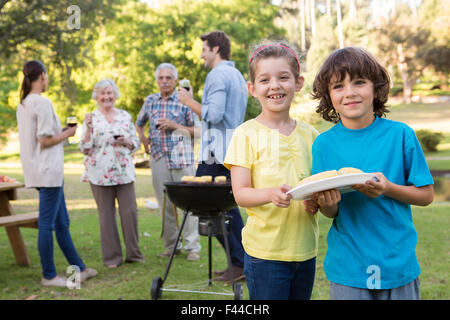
[[66, 116, 78, 144], [67, 116, 78, 127], [179, 78, 190, 91]]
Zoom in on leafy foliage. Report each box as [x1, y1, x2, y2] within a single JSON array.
[[0, 0, 448, 145], [0, 0, 283, 142], [416, 129, 444, 152]]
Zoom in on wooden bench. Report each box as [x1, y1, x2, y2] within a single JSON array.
[[1, 183, 38, 266], [0, 211, 39, 228]]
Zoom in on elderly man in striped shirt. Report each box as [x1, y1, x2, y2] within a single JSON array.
[[136, 63, 201, 261]]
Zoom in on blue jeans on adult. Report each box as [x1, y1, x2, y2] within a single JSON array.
[[196, 161, 245, 268], [244, 253, 316, 300], [38, 185, 86, 279]]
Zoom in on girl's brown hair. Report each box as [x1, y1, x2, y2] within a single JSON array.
[[312, 47, 390, 123], [20, 60, 47, 103], [248, 41, 301, 84]]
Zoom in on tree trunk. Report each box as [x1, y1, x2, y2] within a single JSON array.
[[300, 0, 306, 51], [336, 0, 344, 48], [398, 61, 416, 104], [306, 0, 310, 27], [396, 43, 414, 104], [310, 0, 316, 37], [349, 0, 356, 20]]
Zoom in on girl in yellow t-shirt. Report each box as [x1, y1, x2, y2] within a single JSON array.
[[224, 41, 319, 300]]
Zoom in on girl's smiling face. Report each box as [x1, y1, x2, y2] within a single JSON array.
[[328, 72, 375, 128], [249, 57, 303, 115]]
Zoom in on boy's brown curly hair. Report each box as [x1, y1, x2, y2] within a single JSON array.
[[312, 47, 390, 123]]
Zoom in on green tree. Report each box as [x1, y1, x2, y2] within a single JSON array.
[[0, 0, 120, 139], [372, 1, 450, 103], [90, 0, 284, 120]]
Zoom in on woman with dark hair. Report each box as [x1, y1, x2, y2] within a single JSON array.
[[17, 60, 97, 287]]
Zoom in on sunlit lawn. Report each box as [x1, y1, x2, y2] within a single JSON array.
[[0, 101, 449, 300], [0, 165, 448, 300]]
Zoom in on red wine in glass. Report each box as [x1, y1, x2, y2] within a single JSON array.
[[179, 79, 190, 91], [67, 116, 77, 127]]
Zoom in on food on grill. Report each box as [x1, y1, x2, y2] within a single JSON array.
[[199, 176, 213, 183], [338, 167, 363, 175], [181, 175, 227, 184], [191, 176, 213, 183], [214, 176, 227, 184], [181, 176, 195, 182]]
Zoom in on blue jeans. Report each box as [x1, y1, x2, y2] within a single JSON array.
[[196, 161, 245, 268], [244, 253, 316, 300], [38, 186, 85, 279]]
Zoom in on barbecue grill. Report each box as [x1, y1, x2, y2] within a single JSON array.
[[150, 181, 243, 300]]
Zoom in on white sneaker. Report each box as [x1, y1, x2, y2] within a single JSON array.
[[80, 268, 98, 282], [41, 276, 67, 287]]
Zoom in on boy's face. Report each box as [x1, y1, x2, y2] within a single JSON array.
[[328, 73, 375, 128]]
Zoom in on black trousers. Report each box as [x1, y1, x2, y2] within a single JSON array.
[[196, 161, 245, 268]]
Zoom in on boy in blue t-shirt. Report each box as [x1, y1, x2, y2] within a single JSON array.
[[305, 47, 434, 300]]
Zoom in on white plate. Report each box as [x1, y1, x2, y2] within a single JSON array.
[[287, 173, 378, 200]]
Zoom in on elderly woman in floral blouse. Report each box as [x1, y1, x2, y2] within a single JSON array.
[[80, 79, 145, 268]]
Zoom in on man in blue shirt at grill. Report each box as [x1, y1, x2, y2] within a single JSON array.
[[178, 30, 248, 282]]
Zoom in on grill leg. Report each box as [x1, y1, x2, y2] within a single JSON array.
[[220, 215, 235, 290], [162, 210, 189, 284], [208, 236, 212, 286]]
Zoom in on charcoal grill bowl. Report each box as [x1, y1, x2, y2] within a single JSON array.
[[163, 182, 237, 215], [152, 181, 240, 300]]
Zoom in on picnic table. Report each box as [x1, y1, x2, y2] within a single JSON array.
[[0, 182, 38, 266]]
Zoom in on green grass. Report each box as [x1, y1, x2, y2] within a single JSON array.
[[0, 101, 449, 300], [0, 166, 239, 300], [0, 166, 448, 300]]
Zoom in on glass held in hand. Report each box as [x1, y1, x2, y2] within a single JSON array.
[[179, 78, 190, 91], [112, 128, 124, 140], [66, 116, 78, 144], [67, 116, 78, 127]]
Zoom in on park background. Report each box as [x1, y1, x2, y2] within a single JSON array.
[[0, 0, 448, 300]]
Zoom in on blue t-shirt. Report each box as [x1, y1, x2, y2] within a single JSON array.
[[312, 116, 433, 289]]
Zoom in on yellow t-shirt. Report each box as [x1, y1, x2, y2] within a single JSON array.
[[224, 119, 319, 261]]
